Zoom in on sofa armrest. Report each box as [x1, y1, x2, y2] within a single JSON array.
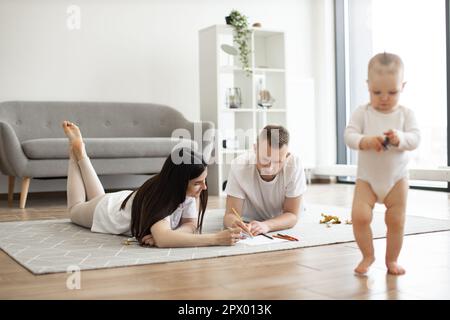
[[0, 121, 28, 176]]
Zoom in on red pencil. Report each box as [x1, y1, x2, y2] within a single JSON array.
[[276, 233, 299, 241]]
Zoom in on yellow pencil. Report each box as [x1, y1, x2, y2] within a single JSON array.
[[231, 207, 253, 238], [231, 207, 241, 219]]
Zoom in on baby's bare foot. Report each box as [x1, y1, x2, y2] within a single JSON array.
[[354, 256, 375, 275], [386, 261, 405, 275]]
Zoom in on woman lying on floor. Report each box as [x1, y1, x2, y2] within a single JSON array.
[[62, 121, 242, 248]]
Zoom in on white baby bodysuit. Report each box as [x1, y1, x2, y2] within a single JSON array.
[[344, 104, 420, 203]]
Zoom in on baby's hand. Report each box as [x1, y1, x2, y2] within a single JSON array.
[[360, 136, 385, 152], [384, 129, 400, 146]]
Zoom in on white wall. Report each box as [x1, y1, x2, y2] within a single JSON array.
[[0, 0, 335, 194]]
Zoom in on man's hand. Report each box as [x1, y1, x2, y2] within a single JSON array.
[[248, 221, 270, 236]]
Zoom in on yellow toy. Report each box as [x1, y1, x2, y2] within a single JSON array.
[[122, 237, 139, 245], [320, 213, 342, 225]]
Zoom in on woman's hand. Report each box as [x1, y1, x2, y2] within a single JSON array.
[[215, 227, 244, 246], [248, 221, 270, 236], [231, 218, 253, 237], [140, 234, 155, 247]]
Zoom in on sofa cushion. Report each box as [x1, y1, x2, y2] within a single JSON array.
[[22, 138, 198, 160]]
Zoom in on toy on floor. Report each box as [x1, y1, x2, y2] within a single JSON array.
[[320, 213, 341, 225], [122, 237, 138, 245]]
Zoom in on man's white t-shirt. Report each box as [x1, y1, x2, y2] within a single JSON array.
[[91, 190, 198, 236], [225, 151, 307, 221]]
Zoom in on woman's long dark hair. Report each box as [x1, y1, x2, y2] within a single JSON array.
[[120, 148, 208, 242]]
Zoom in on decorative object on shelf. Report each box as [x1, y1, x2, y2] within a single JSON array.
[[225, 10, 252, 76], [226, 87, 242, 109], [220, 44, 238, 66], [257, 89, 275, 109], [252, 22, 262, 28], [220, 44, 238, 56]]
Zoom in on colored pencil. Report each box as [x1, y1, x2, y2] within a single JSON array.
[[275, 233, 299, 241], [231, 207, 253, 238], [261, 233, 274, 240]]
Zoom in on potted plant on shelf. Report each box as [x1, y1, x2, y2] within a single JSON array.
[[225, 10, 252, 76]]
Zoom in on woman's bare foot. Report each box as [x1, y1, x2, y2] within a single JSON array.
[[386, 261, 405, 275], [354, 256, 375, 275], [62, 121, 86, 160], [62, 121, 82, 141]]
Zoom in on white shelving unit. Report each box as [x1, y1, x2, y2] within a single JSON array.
[[199, 24, 287, 196]]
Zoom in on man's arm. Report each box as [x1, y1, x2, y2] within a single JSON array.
[[249, 195, 302, 235]]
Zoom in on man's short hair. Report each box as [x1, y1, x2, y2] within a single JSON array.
[[257, 125, 289, 148]]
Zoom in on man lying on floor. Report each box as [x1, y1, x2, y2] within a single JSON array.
[[223, 125, 307, 236]]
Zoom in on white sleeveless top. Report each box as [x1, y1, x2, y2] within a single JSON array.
[[91, 190, 198, 236]]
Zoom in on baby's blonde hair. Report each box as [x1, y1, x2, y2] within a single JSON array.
[[368, 52, 404, 80]]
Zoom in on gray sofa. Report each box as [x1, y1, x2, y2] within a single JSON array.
[[0, 101, 214, 208]]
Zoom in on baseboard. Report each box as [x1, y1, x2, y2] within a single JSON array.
[[310, 177, 337, 184]]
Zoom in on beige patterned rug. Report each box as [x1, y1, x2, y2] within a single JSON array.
[[1, 204, 449, 274]]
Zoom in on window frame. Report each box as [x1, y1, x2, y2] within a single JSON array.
[[334, 0, 450, 192]]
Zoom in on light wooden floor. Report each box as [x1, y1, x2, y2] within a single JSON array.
[[1, 183, 450, 300]]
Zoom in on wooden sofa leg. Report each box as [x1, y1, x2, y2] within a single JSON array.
[[19, 177, 31, 209], [8, 176, 15, 207]]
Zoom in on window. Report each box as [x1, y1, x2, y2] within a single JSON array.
[[336, 0, 448, 189]]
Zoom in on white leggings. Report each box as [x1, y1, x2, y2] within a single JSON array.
[[67, 154, 106, 229]]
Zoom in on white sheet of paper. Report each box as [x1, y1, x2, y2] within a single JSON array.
[[238, 235, 288, 246]]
